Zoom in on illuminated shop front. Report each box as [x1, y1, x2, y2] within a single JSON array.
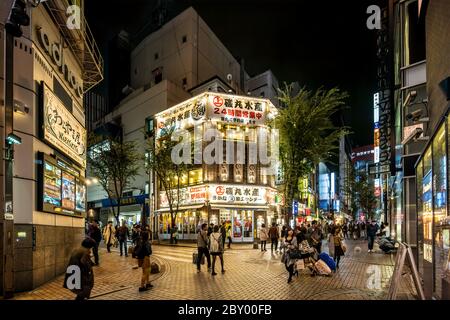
[[416, 117, 450, 299], [153, 92, 280, 242]]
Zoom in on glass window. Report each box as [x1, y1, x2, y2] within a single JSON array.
[[404, 1, 426, 65], [417, 160, 424, 275], [433, 124, 447, 298], [188, 168, 203, 185], [423, 146, 433, 263]]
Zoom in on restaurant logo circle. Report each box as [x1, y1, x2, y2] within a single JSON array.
[[213, 96, 224, 107], [216, 186, 225, 195], [191, 100, 206, 120]]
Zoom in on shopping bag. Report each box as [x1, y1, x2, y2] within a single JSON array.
[[295, 259, 305, 270]]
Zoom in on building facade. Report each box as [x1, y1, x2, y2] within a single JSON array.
[[87, 7, 280, 230], [414, 0, 450, 300], [1, 0, 102, 292], [152, 92, 280, 242]]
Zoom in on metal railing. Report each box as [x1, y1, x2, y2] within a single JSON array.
[[44, 0, 104, 93]]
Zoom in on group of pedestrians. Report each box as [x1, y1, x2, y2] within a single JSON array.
[[196, 221, 230, 275], [64, 220, 155, 300], [259, 221, 324, 254]]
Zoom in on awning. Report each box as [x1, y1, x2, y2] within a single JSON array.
[[210, 204, 269, 210], [154, 204, 205, 213]]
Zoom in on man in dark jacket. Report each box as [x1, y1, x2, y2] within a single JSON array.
[[268, 222, 279, 252], [220, 221, 227, 250], [87, 220, 102, 265], [117, 221, 130, 257], [310, 221, 323, 253], [197, 223, 211, 272], [63, 238, 96, 300], [207, 223, 214, 237], [366, 220, 379, 253]]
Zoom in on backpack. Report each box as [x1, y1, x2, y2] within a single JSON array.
[[209, 233, 223, 253]]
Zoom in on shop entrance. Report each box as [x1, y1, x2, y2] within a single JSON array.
[[217, 209, 254, 242]]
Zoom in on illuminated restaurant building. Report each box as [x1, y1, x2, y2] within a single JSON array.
[[152, 92, 282, 242], [0, 0, 102, 291]]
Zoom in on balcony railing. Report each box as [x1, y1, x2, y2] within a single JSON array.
[[44, 0, 103, 93]]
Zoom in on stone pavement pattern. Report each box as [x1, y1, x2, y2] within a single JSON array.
[[14, 240, 417, 300]]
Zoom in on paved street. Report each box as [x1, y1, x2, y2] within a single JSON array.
[[14, 239, 417, 300]]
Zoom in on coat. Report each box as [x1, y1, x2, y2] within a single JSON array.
[[63, 247, 94, 298], [268, 226, 279, 239], [103, 225, 116, 245], [259, 227, 269, 241]]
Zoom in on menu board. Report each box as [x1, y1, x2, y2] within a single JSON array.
[[43, 162, 61, 206], [76, 180, 86, 212], [62, 172, 76, 210]]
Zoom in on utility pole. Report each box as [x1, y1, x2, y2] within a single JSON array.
[[2, 0, 30, 298]]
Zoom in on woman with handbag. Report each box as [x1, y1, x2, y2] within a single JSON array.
[[209, 225, 225, 275], [283, 229, 298, 283], [333, 226, 345, 271]]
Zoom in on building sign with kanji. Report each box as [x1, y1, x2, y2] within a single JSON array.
[[208, 184, 266, 204], [156, 95, 207, 137], [159, 186, 207, 208], [207, 94, 266, 125]]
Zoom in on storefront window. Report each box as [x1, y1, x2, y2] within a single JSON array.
[[433, 124, 447, 298], [423, 147, 433, 263], [417, 160, 424, 275]]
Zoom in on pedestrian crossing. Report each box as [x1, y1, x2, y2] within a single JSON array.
[[151, 246, 245, 264]]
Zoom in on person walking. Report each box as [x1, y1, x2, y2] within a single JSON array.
[[87, 220, 102, 265], [360, 221, 366, 239], [172, 225, 178, 244], [355, 222, 361, 240], [207, 223, 214, 237], [135, 231, 153, 291], [226, 222, 232, 249], [342, 223, 348, 239], [259, 223, 269, 252], [283, 229, 298, 283], [310, 221, 323, 253], [197, 223, 212, 272], [220, 221, 227, 250], [367, 220, 379, 253], [269, 222, 279, 252], [131, 224, 141, 246], [102, 221, 116, 253], [333, 226, 345, 270], [63, 238, 96, 300], [209, 225, 225, 275], [117, 221, 130, 257]]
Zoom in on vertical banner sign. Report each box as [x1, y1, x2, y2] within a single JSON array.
[[375, 6, 392, 171]]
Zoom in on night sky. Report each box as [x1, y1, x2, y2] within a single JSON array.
[[86, 0, 386, 147]]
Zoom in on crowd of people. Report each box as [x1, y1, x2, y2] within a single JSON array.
[[66, 218, 391, 298], [64, 220, 154, 300]]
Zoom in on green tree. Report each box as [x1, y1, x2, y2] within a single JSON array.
[[273, 84, 349, 218], [353, 172, 378, 220], [88, 136, 140, 226], [145, 130, 191, 243]]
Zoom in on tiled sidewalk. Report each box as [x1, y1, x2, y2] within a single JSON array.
[[13, 240, 417, 300]]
